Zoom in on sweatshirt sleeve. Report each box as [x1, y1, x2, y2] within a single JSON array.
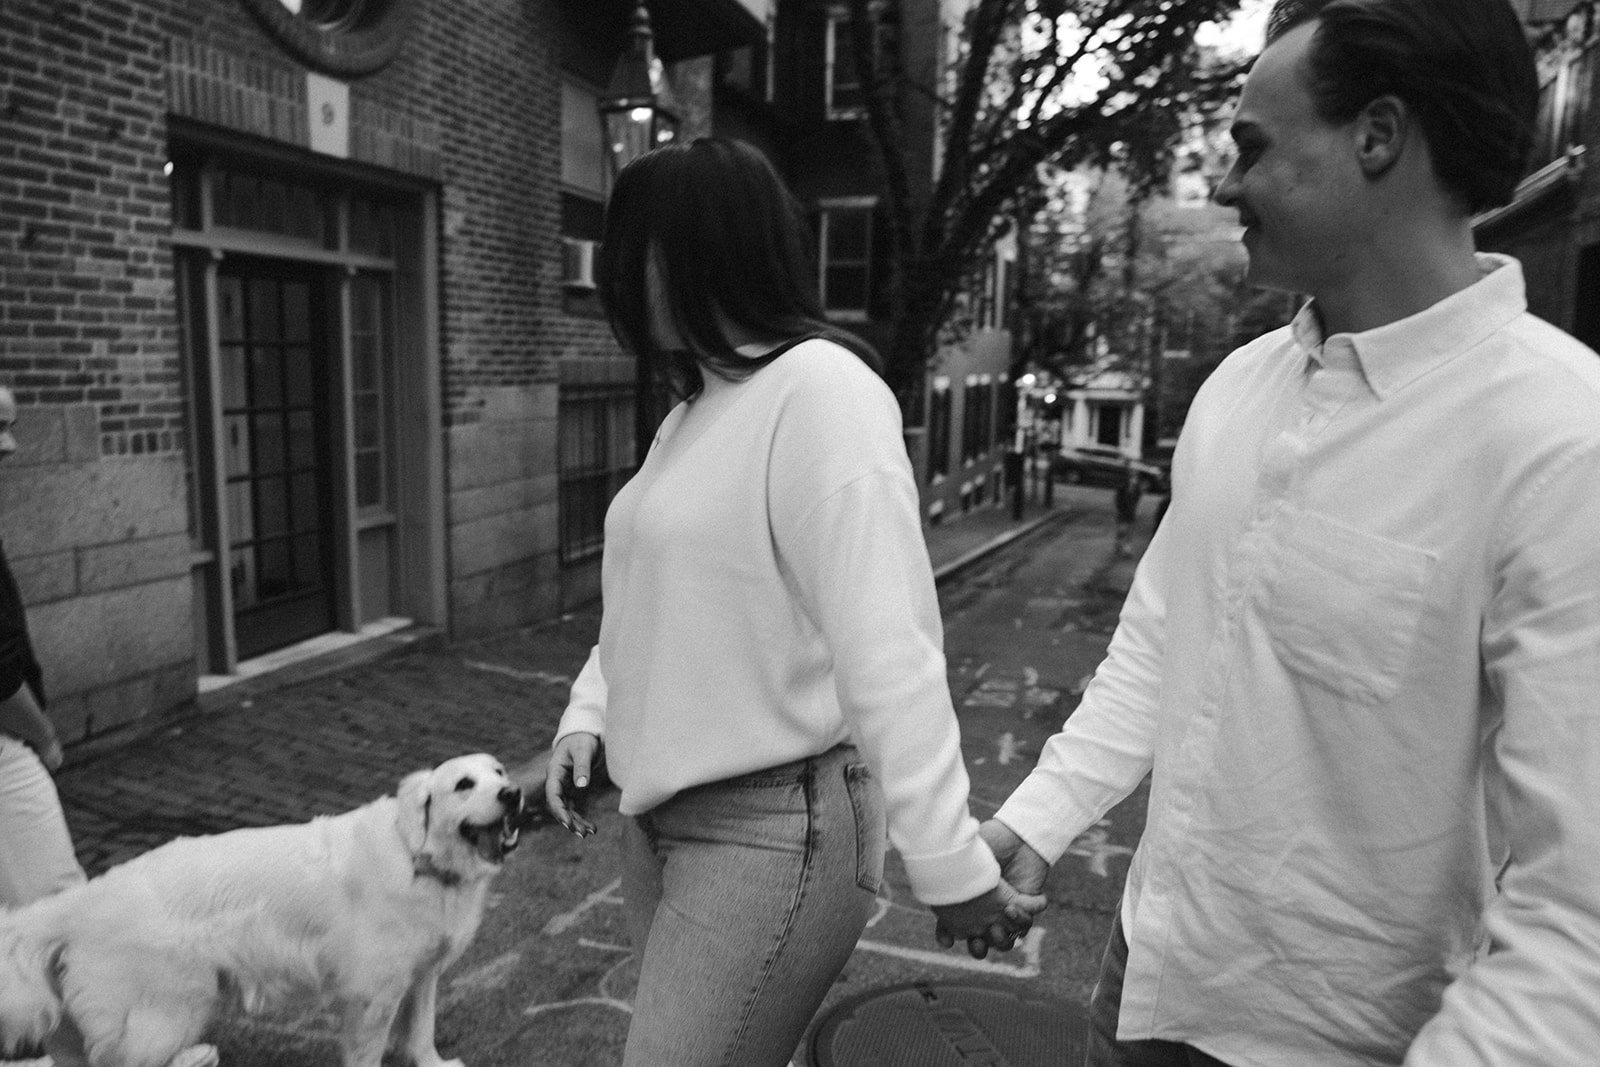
[[769, 350, 999, 906], [555, 644, 608, 742]]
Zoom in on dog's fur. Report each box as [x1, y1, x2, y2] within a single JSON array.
[[0, 753, 525, 1067]]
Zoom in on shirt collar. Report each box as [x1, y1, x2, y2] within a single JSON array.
[[1289, 253, 1527, 400]]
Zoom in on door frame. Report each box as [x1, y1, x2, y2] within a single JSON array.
[[170, 127, 444, 675]]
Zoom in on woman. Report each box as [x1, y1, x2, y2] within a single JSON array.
[[0, 384, 87, 908], [543, 138, 1040, 1066]]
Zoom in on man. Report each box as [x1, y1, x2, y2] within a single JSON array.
[[978, 2, 1600, 1064], [1112, 459, 1143, 558], [0, 385, 85, 909]]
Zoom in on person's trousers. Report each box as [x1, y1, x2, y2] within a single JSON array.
[[619, 743, 885, 1067], [1087, 914, 1233, 1067], [0, 733, 86, 908]]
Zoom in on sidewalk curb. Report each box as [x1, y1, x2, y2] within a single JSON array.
[[932, 507, 1073, 587]]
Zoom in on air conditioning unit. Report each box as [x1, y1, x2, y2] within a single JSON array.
[[562, 238, 598, 290]]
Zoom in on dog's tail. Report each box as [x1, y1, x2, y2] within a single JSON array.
[[0, 906, 64, 1055]]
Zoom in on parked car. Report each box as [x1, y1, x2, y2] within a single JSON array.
[[1052, 444, 1168, 492]]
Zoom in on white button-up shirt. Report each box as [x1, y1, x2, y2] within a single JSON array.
[[997, 256, 1600, 1066]]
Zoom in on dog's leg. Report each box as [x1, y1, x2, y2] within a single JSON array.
[[338, 990, 406, 1067], [395, 969, 462, 1067]]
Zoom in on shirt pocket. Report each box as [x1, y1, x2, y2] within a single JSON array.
[[1262, 506, 1437, 706]]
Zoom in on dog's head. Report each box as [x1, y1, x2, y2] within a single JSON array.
[[395, 754, 525, 883]]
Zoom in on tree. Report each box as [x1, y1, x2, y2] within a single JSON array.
[[844, 0, 1247, 408]]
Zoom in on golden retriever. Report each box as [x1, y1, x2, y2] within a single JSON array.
[[0, 753, 525, 1067]]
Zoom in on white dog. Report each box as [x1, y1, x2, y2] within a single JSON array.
[[0, 753, 526, 1067]]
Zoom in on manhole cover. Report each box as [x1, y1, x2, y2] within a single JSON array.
[[810, 981, 1089, 1066]]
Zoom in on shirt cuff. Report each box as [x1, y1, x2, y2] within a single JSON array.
[[995, 775, 1099, 867], [901, 833, 1003, 906]]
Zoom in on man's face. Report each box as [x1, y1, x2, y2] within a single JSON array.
[[1214, 22, 1367, 296]]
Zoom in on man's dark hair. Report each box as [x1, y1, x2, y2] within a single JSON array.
[[596, 137, 879, 399], [1266, 0, 1538, 213]]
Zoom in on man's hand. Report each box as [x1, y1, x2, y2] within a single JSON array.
[[980, 818, 1050, 898], [931, 878, 1048, 959], [544, 731, 602, 838]]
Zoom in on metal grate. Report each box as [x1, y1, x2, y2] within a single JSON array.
[[811, 982, 1090, 1067]]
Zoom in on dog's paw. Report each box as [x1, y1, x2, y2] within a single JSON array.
[[165, 1044, 220, 1067]]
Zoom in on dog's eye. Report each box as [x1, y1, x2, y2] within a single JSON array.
[[455, 777, 475, 792]]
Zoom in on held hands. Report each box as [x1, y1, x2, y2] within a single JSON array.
[[931, 820, 1052, 958], [544, 731, 602, 838]]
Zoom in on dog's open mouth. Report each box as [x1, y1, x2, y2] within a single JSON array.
[[460, 809, 521, 863]]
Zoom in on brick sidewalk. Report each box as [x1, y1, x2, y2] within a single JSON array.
[[51, 498, 1075, 876]]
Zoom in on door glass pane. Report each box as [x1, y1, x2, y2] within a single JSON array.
[[292, 533, 321, 586], [282, 282, 311, 342], [227, 481, 254, 543], [257, 540, 290, 598], [218, 277, 245, 342], [355, 452, 383, 509], [222, 346, 248, 409], [252, 414, 284, 474], [291, 471, 319, 531], [283, 347, 313, 407], [257, 476, 288, 537], [251, 348, 283, 409], [248, 277, 280, 340], [230, 547, 257, 608], [288, 410, 315, 469], [225, 415, 251, 477]]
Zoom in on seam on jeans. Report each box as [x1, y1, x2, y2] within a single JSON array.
[[723, 755, 817, 1065]]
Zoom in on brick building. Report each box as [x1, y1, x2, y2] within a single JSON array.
[[1476, 0, 1599, 350], [715, 0, 1019, 524], [0, 0, 765, 746]]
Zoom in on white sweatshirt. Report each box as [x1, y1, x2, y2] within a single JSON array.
[[555, 338, 1000, 906]]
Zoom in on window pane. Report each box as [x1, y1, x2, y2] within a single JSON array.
[[561, 80, 608, 197], [288, 410, 315, 469], [251, 349, 283, 409], [355, 451, 384, 509], [218, 277, 246, 343], [252, 414, 284, 474], [257, 476, 288, 537], [825, 265, 869, 312], [828, 210, 870, 260], [291, 471, 319, 531]]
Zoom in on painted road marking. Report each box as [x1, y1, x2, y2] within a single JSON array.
[[444, 949, 522, 1009], [464, 660, 572, 687], [1066, 820, 1133, 878], [543, 876, 624, 935]]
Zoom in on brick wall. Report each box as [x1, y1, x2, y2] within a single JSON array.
[[0, 0, 640, 743]]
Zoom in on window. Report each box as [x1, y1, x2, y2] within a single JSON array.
[[825, 7, 865, 118], [927, 378, 952, 482], [817, 198, 875, 321], [559, 385, 636, 564], [561, 78, 607, 303], [1528, 42, 1590, 172], [961, 377, 994, 464], [825, 4, 895, 120], [350, 273, 392, 511]]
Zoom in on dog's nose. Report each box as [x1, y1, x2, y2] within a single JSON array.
[[499, 785, 523, 812]]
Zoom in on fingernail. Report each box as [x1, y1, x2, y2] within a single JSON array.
[[575, 776, 588, 787]]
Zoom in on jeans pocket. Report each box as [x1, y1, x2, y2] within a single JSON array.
[[843, 762, 886, 893]]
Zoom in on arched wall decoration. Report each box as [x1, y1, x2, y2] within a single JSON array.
[[238, 0, 419, 77]]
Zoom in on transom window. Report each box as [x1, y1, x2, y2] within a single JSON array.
[[817, 198, 875, 322]]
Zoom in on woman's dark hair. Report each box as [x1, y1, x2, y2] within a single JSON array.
[[595, 137, 880, 399], [1265, 0, 1537, 213]]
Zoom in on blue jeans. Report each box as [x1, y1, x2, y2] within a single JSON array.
[[619, 743, 885, 1067], [1088, 915, 1233, 1067]]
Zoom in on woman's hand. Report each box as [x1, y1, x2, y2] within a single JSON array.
[[930, 878, 1048, 959], [545, 731, 602, 838]]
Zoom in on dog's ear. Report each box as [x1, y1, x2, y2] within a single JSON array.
[[396, 769, 433, 855]]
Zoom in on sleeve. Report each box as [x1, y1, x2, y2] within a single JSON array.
[[992, 509, 1170, 864], [1405, 442, 1600, 1066], [769, 356, 998, 906], [0, 547, 38, 705], [554, 645, 608, 742]]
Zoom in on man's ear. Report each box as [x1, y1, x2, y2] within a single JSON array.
[[396, 769, 433, 854], [1353, 95, 1406, 179]]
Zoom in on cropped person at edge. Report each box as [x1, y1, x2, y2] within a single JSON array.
[[542, 137, 1044, 1067]]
